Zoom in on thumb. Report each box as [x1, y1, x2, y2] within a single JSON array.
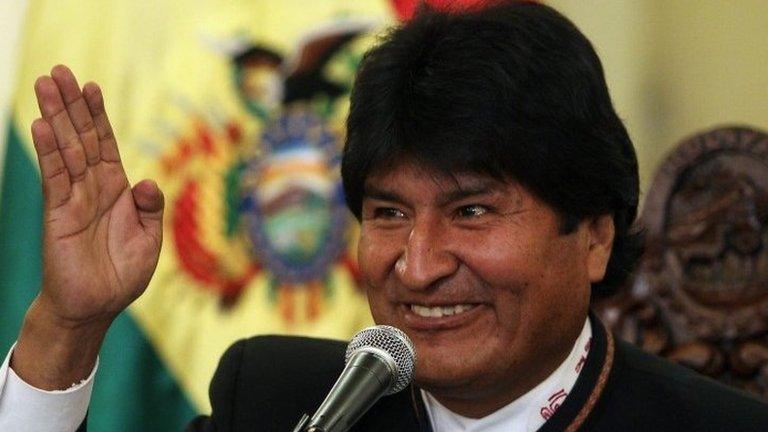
[[132, 179, 164, 240]]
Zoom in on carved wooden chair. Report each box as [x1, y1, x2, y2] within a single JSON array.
[[595, 126, 768, 399]]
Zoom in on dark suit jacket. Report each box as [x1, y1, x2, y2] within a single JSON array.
[[187, 315, 768, 431]]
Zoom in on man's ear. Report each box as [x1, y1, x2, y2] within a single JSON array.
[[587, 214, 615, 283]]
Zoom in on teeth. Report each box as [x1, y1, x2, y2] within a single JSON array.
[[410, 304, 474, 318]]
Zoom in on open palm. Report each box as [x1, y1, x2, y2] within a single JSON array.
[[31, 65, 163, 326]]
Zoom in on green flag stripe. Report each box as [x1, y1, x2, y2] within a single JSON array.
[[0, 120, 198, 431], [0, 119, 41, 340], [90, 312, 199, 430]]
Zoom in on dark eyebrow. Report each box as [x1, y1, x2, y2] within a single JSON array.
[[362, 186, 407, 204], [435, 182, 501, 207], [362, 179, 504, 207]]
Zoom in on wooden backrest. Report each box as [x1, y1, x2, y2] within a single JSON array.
[[595, 126, 768, 399]]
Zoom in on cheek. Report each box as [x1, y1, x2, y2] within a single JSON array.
[[458, 230, 540, 288], [461, 230, 590, 317], [358, 230, 396, 284], [365, 286, 390, 325], [529, 235, 593, 318], [545, 235, 592, 285], [358, 229, 403, 318]]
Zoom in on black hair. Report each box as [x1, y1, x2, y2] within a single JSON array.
[[342, 1, 643, 295]]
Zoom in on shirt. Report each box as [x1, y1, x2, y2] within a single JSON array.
[[423, 318, 592, 432], [0, 343, 95, 432]]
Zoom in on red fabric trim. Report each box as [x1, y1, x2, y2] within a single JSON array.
[[390, 0, 532, 21]]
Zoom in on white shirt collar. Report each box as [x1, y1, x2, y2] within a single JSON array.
[[422, 317, 593, 432]]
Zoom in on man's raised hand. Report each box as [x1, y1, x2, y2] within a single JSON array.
[[11, 65, 164, 390]]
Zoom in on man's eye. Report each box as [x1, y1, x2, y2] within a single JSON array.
[[373, 207, 406, 219], [457, 205, 489, 218]]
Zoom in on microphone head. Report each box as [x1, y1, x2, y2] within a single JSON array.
[[344, 325, 416, 394]]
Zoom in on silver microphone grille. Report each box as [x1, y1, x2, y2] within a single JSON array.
[[344, 325, 416, 394]]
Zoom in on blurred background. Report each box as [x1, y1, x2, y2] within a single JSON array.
[[1, 0, 766, 430]]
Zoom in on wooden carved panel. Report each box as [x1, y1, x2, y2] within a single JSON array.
[[596, 126, 768, 399]]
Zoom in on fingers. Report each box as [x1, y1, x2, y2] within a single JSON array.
[[50, 65, 100, 166], [34, 73, 87, 183], [31, 118, 72, 209], [82, 82, 122, 165], [132, 179, 164, 244]]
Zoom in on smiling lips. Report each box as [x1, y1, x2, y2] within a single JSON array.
[[402, 303, 483, 331], [409, 304, 476, 318]]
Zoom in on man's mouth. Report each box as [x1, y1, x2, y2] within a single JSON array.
[[401, 303, 485, 331], [408, 304, 477, 318]]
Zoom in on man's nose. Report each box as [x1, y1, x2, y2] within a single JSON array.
[[395, 217, 458, 290]]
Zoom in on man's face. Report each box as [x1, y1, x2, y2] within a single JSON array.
[[358, 160, 611, 415]]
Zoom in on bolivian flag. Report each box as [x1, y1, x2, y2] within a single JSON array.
[[0, 1, 419, 429]]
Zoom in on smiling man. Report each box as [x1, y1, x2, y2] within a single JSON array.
[[2, 2, 768, 432], [357, 163, 606, 421]]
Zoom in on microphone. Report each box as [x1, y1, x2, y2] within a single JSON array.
[[293, 325, 416, 432]]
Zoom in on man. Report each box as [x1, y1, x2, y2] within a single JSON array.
[[1, 2, 767, 431]]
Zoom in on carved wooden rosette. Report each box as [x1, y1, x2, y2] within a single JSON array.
[[595, 126, 768, 399]]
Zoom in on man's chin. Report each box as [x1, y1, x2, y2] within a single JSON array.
[[412, 356, 486, 394]]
